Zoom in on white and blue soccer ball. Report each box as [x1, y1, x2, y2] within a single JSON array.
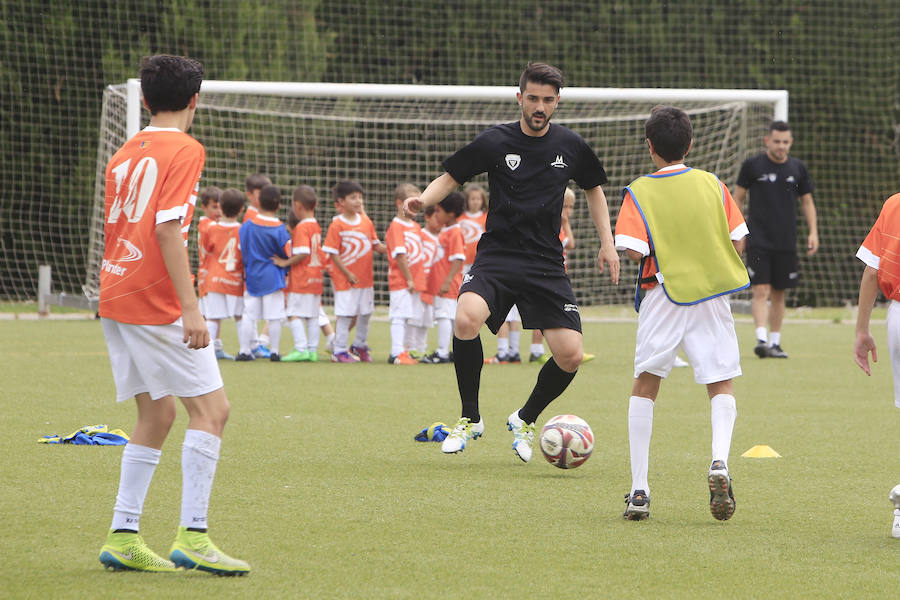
[[539, 414, 594, 469]]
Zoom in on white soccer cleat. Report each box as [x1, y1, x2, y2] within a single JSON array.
[[441, 417, 484, 454], [890, 485, 900, 538], [507, 410, 535, 463]]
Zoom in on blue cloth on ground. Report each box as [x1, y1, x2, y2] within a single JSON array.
[[414, 422, 450, 442], [38, 424, 130, 445]]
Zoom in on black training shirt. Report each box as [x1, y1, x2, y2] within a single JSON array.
[[737, 153, 814, 251], [442, 122, 607, 267]]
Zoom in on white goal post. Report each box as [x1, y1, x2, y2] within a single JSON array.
[[81, 81, 788, 309]]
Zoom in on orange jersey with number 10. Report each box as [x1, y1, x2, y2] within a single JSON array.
[[202, 221, 244, 296], [288, 218, 325, 294], [99, 126, 205, 325]]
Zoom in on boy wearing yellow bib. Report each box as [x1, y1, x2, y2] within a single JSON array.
[[614, 106, 750, 522]]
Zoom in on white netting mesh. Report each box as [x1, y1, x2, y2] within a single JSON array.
[[86, 84, 779, 306]]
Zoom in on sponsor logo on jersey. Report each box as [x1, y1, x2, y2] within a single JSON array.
[[758, 173, 777, 182], [505, 154, 521, 170], [786, 175, 795, 183], [550, 155, 567, 168], [459, 219, 485, 244], [338, 230, 373, 266], [462, 273, 474, 285], [563, 303, 579, 312], [115, 237, 143, 262], [403, 230, 425, 265]]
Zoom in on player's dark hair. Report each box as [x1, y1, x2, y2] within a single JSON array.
[[245, 173, 272, 192], [292, 185, 318, 210], [219, 188, 245, 218], [259, 185, 282, 212], [139, 55, 203, 115], [519, 62, 564, 93], [645, 105, 692, 163], [199, 186, 222, 207], [439, 191, 465, 217], [769, 120, 791, 133], [423, 204, 436, 217], [287, 208, 300, 230], [333, 180, 364, 202]]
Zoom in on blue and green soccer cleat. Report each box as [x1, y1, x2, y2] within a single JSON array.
[[99, 530, 177, 572], [169, 527, 250, 576]]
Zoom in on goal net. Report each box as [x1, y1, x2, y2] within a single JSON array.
[[86, 82, 786, 308]]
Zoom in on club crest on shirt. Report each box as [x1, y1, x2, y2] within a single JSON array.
[[505, 154, 521, 171]]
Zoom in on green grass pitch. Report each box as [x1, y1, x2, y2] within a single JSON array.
[[3, 309, 900, 598]]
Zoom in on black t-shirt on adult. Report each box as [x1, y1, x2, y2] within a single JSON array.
[[442, 122, 607, 269], [737, 153, 814, 252]]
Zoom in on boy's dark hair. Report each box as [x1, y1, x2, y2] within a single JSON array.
[[333, 180, 364, 202], [219, 188, 245, 218], [258, 185, 282, 212], [438, 191, 465, 217], [768, 120, 791, 134], [139, 55, 203, 115], [287, 208, 300, 230], [199, 186, 222, 207], [519, 62, 564, 93], [423, 204, 436, 217], [645, 105, 692, 163], [245, 173, 272, 192], [292, 185, 318, 210]]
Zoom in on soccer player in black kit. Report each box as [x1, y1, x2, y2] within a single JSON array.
[[404, 62, 619, 462]]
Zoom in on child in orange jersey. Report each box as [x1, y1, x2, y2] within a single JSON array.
[[196, 186, 222, 315], [97, 54, 248, 575], [276, 185, 326, 362], [322, 180, 386, 363], [415, 204, 442, 360], [201, 188, 245, 360], [459, 183, 488, 276], [420, 191, 465, 364], [385, 183, 426, 364]]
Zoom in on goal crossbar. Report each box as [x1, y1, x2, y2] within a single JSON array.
[[126, 79, 788, 138]]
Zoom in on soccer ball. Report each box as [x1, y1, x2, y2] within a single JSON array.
[[539, 414, 594, 469]]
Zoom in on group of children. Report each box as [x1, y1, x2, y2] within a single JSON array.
[[195, 174, 505, 364]]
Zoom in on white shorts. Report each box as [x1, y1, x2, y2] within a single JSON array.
[[633, 286, 741, 384], [286, 292, 320, 318], [389, 289, 415, 320], [318, 306, 330, 327], [505, 304, 521, 323], [434, 296, 457, 320], [417, 302, 434, 328], [203, 292, 243, 320], [334, 287, 375, 317], [887, 301, 900, 408], [101, 318, 223, 403], [244, 290, 286, 321]]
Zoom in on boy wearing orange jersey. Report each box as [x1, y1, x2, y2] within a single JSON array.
[[420, 192, 466, 364], [196, 186, 221, 320], [415, 205, 441, 360], [385, 183, 426, 365], [97, 54, 248, 575], [201, 188, 244, 360], [277, 185, 326, 362], [322, 180, 386, 363]]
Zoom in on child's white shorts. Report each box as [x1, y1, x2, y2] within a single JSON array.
[[633, 286, 741, 384], [203, 292, 243, 320], [287, 292, 320, 319], [389, 288, 414, 320], [886, 300, 900, 408], [334, 287, 374, 317], [244, 290, 286, 321], [101, 318, 223, 403], [434, 296, 457, 320], [505, 304, 521, 323]]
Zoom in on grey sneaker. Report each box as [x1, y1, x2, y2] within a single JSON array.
[[708, 460, 736, 521], [623, 490, 650, 520], [754, 341, 770, 358], [768, 344, 788, 358]]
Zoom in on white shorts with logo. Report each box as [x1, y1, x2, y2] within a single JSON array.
[[886, 301, 900, 408], [334, 286, 375, 317], [505, 304, 521, 323], [101, 318, 223, 403], [434, 296, 457, 320], [243, 290, 286, 321], [286, 292, 321, 318], [203, 292, 244, 320], [633, 286, 741, 384]]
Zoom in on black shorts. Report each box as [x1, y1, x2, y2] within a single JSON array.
[[746, 247, 799, 289], [459, 256, 582, 335]]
